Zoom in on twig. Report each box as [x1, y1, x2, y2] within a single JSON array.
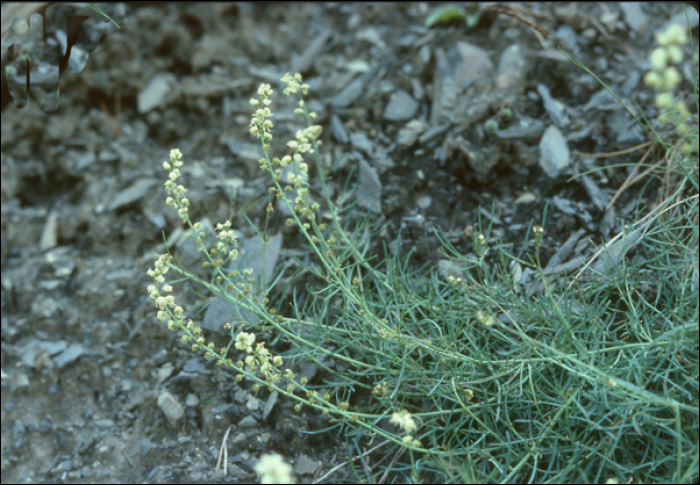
[[482, 6, 560, 49], [215, 426, 232, 476], [378, 447, 406, 484], [505, 2, 554, 21], [573, 140, 654, 159], [605, 142, 656, 211], [313, 439, 391, 484], [99, 92, 122, 137], [568, 194, 699, 291]]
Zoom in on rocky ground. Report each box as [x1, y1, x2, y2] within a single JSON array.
[[1, 2, 697, 483]]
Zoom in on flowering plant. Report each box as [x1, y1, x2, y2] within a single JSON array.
[[145, 64, 698, 484]]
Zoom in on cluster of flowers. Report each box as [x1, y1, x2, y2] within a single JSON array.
[[232, 331, 285, 384], [390, 410, 421, 447], [147, 252, 212, 356], [249, 74, 327, 241], [255, 453, 294, 484], [643, 23, 697, 154]]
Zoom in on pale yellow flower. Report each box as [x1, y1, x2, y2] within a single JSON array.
[[255, 453, 294, 484]]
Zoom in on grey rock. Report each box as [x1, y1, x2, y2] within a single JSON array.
[[397, 119, 428, 147], [592, 227, 643, 274], [202, 233, 283, 333], [551, 195, 578, 215], [40, 211, 58, 251], [157, 390, 185, 422], [357, 157, 382, 213], [495, 117, 545, 141], [580, 174, 611, 210], [291, 30, 332, 73], [331, 76, 364, 108], [599, 206, 616, 239], [419, 123, 450, 145], [453, 42, 494, 87], [554, 24, 580, 54], [416, 195, 431, 209], [331, 115, 349, 144], [667, 8, 699, 30], [544, 229, 585, 273], [383, 89, 418, 122], [582, 88, 616, 112], [495, 44, 528, 92], [294, 454, 321, 476], [539, 126, 570, 178], [245, 395, 260, 412], [138, 74, 176, 113], [537, 83, 567, 128], [108, 178, 158, 211], [437, 259, 466, 280], [262, 391, 278, 421], [620, 2, 648, 32], [238, 415, 257, 428], [350, 131, 373, 154]]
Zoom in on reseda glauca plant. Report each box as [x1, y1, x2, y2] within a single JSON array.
[[145, 57, 698, 483]]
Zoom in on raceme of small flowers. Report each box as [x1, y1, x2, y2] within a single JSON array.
[[162, 148, 241, 271], [255, 453, 294, 484], [642, 23, 698, 154], [390, 410, 422, 447], [246, 73, 378, 404], [233, 331, 284, 383], [249, 74, 325, 239], [148, 256, 345, 407]]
